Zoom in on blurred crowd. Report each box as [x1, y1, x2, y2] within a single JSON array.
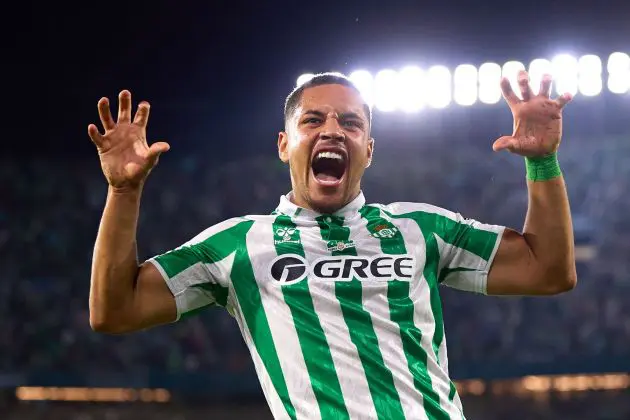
[[4, 391, 630, 420], [1, 133, 629, 384]]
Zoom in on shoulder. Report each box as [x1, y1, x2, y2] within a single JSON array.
[[183, 215, 273, 248], [366, 201, 504, 248], [366, 201, 462, 222]]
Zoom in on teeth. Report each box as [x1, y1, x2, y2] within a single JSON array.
[[316, 151, 344, 161]]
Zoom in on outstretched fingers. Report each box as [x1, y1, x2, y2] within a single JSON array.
[[556, 92, 573, 109], [539, 74, 553, 98], [90, 90, 163, 156], [133, 101, 151, 127], [88, 124, 105, 148], [118, 90, 132, 124], [517, 70, 534, 102], [492, 136, 518, 153], [145, 141, 171, 167], [98, 97, 116, 131], [500, 77, 520, 106]]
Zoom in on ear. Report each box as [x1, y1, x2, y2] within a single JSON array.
[[278, 131, 290, 163], [366, 137, 375, 168]]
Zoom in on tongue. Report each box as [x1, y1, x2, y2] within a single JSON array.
[[312, 158, 344, 183], [315, 173, 340, 182]]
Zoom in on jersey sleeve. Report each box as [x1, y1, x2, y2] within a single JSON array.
[[146, 218, 247, 320], [436, 211, 505, 294]]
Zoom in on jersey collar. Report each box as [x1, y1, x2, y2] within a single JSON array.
[[276, 191, 366, 222]]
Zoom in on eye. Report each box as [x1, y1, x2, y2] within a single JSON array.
[[304, 117, 322, 124], [342, 120, 362, 128]]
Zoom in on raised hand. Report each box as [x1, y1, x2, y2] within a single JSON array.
[[88, 90, 170, 191], [493, 70, 572, 157]]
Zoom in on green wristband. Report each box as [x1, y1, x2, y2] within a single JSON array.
[[525, 153, 562, 181]]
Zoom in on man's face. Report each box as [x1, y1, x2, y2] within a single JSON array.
[[278, 84, 373, 214]]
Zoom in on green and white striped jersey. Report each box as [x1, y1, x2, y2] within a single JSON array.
[[148, 192, 505, 420]]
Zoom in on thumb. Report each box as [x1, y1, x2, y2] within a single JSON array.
[[492, 136, 517, 152], [146, 141, 170, 167]]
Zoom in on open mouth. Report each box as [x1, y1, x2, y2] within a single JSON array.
[[311, 150, 347, 186]]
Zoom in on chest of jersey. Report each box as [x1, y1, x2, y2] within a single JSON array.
[[240, 215, 441, 373], [250, 215, 429, 290]]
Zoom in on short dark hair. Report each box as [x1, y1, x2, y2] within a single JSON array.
[[283, 72, 372, 129]]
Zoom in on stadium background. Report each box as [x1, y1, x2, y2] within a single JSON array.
[[3, 1, 629, 418]]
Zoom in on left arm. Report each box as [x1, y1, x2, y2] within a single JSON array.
[[487, 173, 576, 295], [486, 71, 577, 296]]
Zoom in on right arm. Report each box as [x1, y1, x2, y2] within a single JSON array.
[[89, 186, 176, 333], [87, 90, 173, 334]]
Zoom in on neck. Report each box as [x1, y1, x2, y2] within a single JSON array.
[[289, 189, 361, 215]]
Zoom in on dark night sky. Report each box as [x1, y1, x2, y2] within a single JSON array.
[[8, 0, 630, 160]]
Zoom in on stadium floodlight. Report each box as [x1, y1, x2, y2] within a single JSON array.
[[398, 66, 425, 112], [478, 62, 502, 104], [373, 69, 399, 112], [551, 54, 579, 96], [296, 50, 626, 111], [528, 58, 553, 94], [502, 61, 526, 99], [426, 65, 451, 109], [296, 73, 315, 87], [349, 70, 375, 107], [607, 52, 630, 94], [578, 55, 602, 97], [453, 64, 478, 106]]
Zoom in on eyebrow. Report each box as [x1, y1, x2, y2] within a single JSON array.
[[302, 110, 364, 121], [302, 110, 326, 118]]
